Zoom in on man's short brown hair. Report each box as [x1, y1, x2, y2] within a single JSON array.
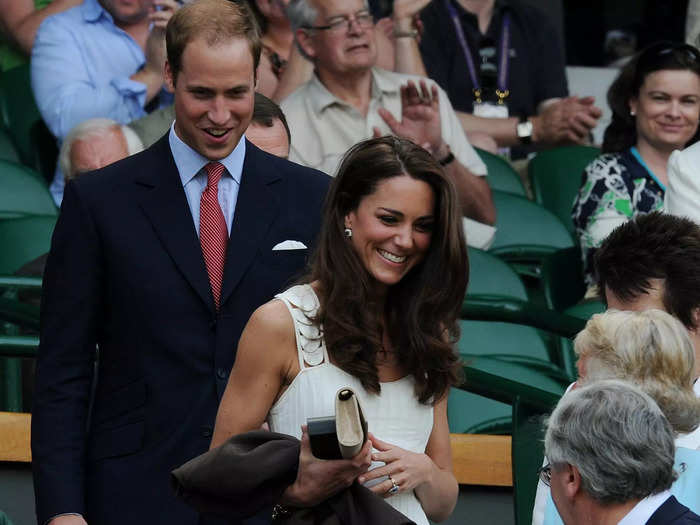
[[166, 0, 262, 84], [595, 212, 700, 330]]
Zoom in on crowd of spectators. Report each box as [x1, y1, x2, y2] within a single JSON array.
[[1, 1, 700, 525]]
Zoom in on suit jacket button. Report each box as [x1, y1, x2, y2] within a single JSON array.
[[209, 319, 217, 331], [201, 426, 212, 438], [216, 367, 227, 380]]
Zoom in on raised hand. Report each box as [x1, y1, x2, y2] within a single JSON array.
[[392, 0, 432, 21], [358, 433, 435, 498], [149, 0, 180, 29], [144, 0, 180, 75], [377, 79, 443, 153]]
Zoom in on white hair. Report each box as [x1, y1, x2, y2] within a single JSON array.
[[59, 118, 144, 179]]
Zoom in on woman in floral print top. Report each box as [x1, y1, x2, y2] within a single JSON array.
[[573, 42, 700, 290]]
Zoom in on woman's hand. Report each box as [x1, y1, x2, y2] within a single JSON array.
[[282, 425, 373, 507], [358, 433, 435, 498]]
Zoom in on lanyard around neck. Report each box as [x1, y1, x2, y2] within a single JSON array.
[[444, 0, 511, 104]]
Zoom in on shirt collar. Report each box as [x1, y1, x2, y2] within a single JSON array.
[[82, 0, 111, 23], [617, 491, 672, 525], [168, 122, 246, 187], [309, 67, 397, 114]]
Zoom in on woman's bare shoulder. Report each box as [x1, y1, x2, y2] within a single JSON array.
[[244, 298, 295, 342]]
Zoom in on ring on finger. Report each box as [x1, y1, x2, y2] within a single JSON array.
[[387, 475, 400, 495]]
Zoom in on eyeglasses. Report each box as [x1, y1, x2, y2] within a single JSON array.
[[302, 10, 374, 34], [537, 463, 552, 487]]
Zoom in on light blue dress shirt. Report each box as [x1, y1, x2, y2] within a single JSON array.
[[169, 123, 245, 236], [31, 0, 172, 203]]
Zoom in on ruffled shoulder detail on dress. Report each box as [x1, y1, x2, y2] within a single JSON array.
[[276, 284, 326, 367]]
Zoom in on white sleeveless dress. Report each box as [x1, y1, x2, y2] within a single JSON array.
[[267, 284, 434, 525]]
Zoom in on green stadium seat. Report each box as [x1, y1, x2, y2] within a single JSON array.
[[0, 63, 58, 181], [475, 147, 527, 197], [490, 190, 575, 261], [0, 215, 56, 275], [0, 160, 57, 218], [541, 246, 586, 311], [529, 145, 600, 236], [0, 126, 19, 164], [451, 249, 576, 434], [458, 356, 566, 525], [467, 247, 528, 300]]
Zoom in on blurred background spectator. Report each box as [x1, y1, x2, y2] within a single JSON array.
[[572, 42, 700, 290], [30, 0, 178, 203]]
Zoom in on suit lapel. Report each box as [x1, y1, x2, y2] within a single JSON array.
[[219, 142, 282, 307], [136, 136, 215, 313]]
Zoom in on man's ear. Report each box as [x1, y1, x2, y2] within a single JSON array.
[[566, 464, 583, 499], [164, 60, 176, 92], [692, 307, 700, 331], [295, 29, 317, 60]]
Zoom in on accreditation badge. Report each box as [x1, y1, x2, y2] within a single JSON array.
[[473, 101, 509, 119]]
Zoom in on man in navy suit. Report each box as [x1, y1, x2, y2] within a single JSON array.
[[31, 1, 330, 524], [544, 381, 700, 525]]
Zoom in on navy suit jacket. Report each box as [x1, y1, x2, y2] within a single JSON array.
[[647, 496, 700, 524], [31, 135, 330, 525]]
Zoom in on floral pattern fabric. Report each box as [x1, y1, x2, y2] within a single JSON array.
[[572, 149, 665, 287]]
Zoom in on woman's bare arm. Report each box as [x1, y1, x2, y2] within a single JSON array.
[[414, 395, 458, 521]]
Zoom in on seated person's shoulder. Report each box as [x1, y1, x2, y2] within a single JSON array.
[[279, 83, 312, 115], [37, 3, 85, 35]]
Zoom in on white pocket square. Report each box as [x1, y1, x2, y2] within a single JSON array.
[[272, 240, 307, 251]]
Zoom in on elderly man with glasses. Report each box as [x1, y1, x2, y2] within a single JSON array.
[[543, 380, 700, 525], [281, 0, 496, 241]]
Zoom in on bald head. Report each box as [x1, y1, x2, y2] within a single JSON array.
[[60, 118, 144, 180], [69, 127, 129, 178]]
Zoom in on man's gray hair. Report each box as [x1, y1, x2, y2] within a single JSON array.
[[59, 118, 144, 179], [545, 380, 677, 505], [285, 0, 370, 61], [285, 0, 319, 33]]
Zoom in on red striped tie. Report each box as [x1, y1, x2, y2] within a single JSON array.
[[200, 162, 228, 310]]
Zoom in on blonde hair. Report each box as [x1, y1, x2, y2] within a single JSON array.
[[575, 309, 700, 434]]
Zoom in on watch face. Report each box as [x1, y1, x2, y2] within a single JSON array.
[[517, 121, 533, 138]]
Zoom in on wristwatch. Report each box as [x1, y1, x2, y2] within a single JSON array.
[[516, 116, 533, 145], [439, 147, 455, 166]]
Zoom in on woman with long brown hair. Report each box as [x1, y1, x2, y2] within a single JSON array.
[[210, 136, 468, 524]]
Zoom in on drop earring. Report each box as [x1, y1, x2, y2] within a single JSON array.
[[344, 228, 353, 238]]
